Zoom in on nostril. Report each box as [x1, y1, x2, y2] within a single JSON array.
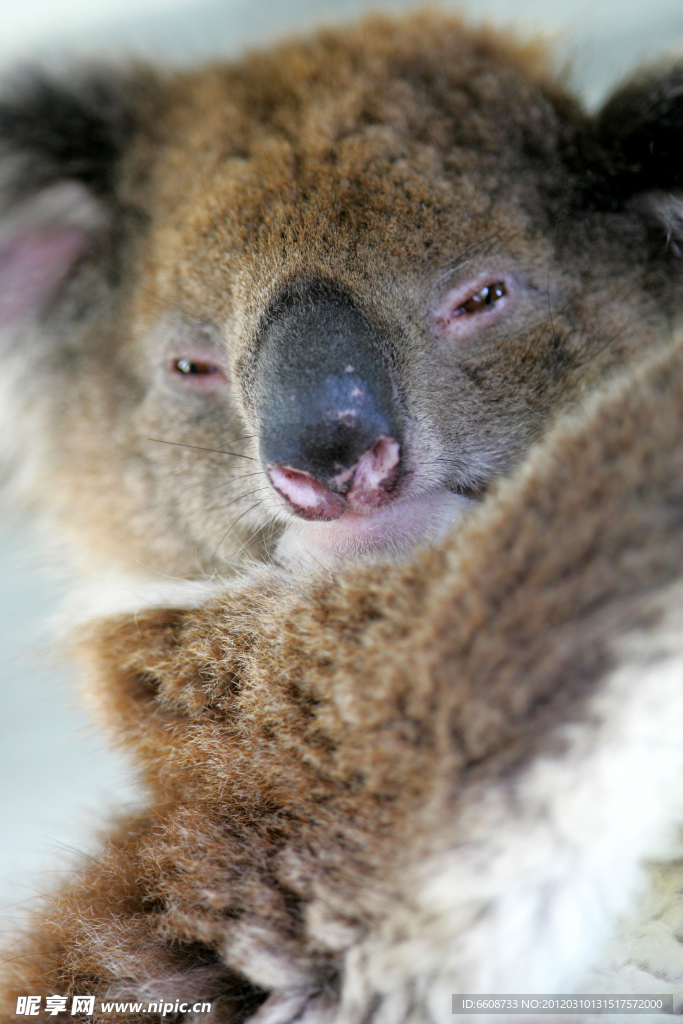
[[346, 436, 400, 511], [267, 464, 346, 521], [268, 435, 401, 521]]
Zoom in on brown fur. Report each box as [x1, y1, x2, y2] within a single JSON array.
[[1, 10, 682, 576], [4, 328, 683, 1021]]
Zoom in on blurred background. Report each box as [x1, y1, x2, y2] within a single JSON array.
[[1, 0, 683, 933]]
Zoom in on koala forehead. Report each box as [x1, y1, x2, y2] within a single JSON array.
[[127, 14, 569, 332]]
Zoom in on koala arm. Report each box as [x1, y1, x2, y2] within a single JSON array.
[[4, 334, 683, 1022]]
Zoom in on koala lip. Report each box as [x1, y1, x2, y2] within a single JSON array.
[[268, 435, 401, 521], [278, 486, 473, 560]]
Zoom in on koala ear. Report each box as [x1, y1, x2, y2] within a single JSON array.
[[582, 60, 683, 247], [0, 71, 155, 325]]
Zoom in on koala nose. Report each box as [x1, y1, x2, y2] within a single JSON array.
[[255, 288, 402, 521]]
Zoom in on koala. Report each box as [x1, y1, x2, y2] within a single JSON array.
[[3, 326, 683, 1023], [4, 11, 683, 1023], [0, 10, 682, 582]]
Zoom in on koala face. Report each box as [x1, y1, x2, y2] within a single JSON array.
[[1, 12, 682, 577]]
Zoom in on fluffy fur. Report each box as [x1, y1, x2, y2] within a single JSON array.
[[4, 330, 683, 1021]]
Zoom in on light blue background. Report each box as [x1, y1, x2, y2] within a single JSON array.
[[1, 0, 682, 931]]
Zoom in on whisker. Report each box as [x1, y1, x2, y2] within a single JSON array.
[[426, 457, 475, 469], [222, 486, 270, 511], [547, 203, 567, 348], [147, 438, 256, 460], [206, 471, 267, 499], [429, 456, 469, 463], [227, 511, 283, 567], [189, 473, 269, 506], [433, 241, 490, 289], [229, 470, 264, 483], [587, 319, 632, 359], [212, 500, 264, 560]]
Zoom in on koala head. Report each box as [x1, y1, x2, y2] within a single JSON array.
[[1, 11, 683, 578]]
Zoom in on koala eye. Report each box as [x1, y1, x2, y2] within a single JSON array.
[[452, 281, 507, 316], [166, 352, 229, 393], [174, 357, 222, 376], [434, 274, 515, 341]]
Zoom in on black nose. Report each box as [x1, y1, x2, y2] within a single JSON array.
[[255, 286, 402, 520]]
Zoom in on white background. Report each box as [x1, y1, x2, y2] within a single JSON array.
[[1, 0, 683, 932]]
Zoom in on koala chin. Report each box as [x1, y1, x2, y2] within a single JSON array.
[[1, 11, 683, 584]]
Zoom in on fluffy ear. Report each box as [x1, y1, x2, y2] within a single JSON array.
[[581, 60, 683, 248], [0, 71, 155, 325]]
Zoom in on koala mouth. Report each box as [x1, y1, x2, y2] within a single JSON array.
[[259, 411, 482, 560], [265, 434, 476, 559], [275, 484, 474, 561]]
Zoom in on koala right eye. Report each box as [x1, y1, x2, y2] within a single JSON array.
[[454, 282, 508, 316], [434, 272, 516, 343]]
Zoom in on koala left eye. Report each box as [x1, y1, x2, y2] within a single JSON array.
[[434, 274, 515, 341], [165, 352, 230, 393], [174, 357, 222, 376]]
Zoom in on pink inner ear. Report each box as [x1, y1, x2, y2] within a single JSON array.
[[0, 226, 88, 326]]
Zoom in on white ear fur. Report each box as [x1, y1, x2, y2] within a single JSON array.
[[0, 177, 103, 324], [632, 191, 683, 256]]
